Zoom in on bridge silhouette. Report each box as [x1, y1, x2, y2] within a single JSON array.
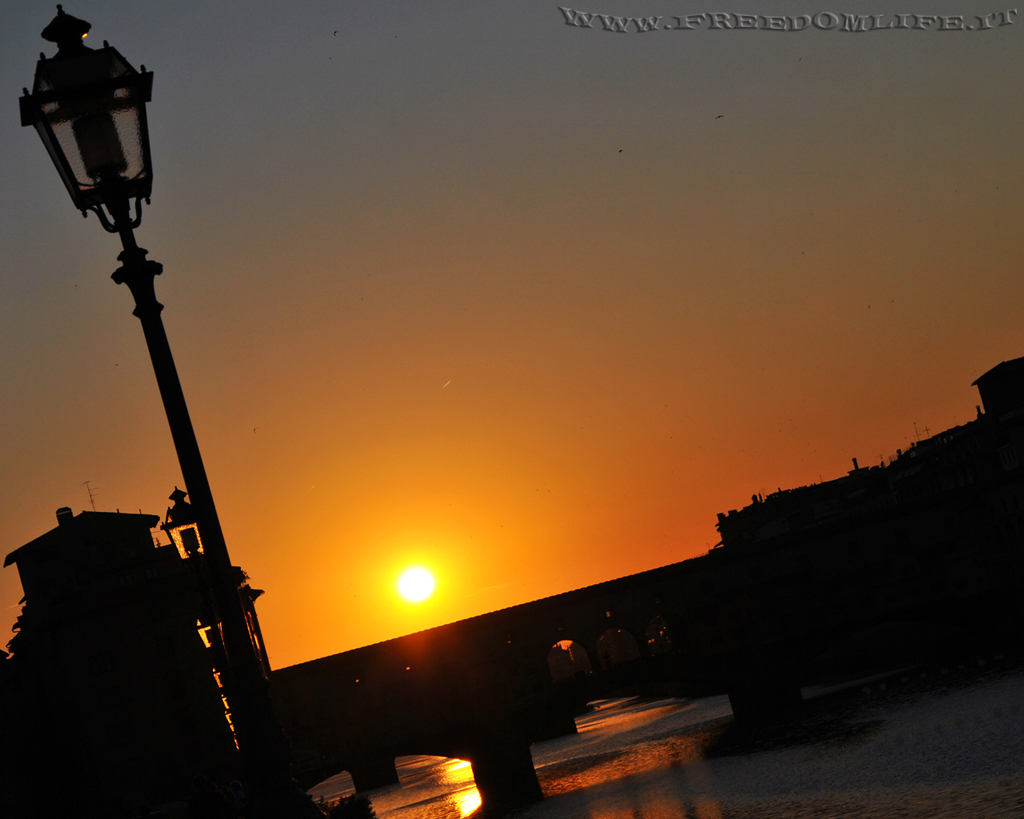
[[272, 504, 1016, 806], [272, 359, 1024, 809]]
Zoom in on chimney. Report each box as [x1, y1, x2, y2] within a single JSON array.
[[56, 507, 74, 526], [972, 358, 1024, 418], [852, 457, 859, 471]]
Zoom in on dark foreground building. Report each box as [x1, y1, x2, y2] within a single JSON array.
[[0, 508, 266, 818]]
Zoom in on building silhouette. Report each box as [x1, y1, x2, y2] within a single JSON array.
[[0, 508, 267, 818], [707, 356, 1024, 670], [718, 358, 1024, 550]]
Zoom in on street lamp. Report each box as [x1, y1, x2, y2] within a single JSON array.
[[163, 487, 205, 560], [21, 8, 319, 817], [19, 6, 152, 229]]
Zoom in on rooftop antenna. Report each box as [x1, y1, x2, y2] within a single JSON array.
[[913, 422, 922, 442], [82, 480, 98, 512]]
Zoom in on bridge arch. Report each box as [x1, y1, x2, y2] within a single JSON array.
[[547, 639, 593, 682], [306, 768, 355, 803], [596, 627, 641, 670]]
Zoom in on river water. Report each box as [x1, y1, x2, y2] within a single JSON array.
[[308, 660, 1024, 819]]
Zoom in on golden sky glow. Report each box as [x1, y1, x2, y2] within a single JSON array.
[[1, 2, 1022, 669]]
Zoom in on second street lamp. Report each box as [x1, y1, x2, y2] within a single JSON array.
[[20, 7, 320, 817]]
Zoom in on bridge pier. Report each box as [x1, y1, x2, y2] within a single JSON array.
[[469, 742, 543, 809], [349, 757, 400, 793]]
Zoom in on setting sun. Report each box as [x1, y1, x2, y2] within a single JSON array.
[[398, 568, 435, 602]]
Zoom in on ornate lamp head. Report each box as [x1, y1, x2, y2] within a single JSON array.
[[21, 6, 154, 231], [163, 487, 204, 559]]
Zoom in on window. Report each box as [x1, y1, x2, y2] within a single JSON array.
[[999, 445, 1019, 471]]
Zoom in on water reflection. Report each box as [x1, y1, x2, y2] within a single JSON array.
[[451, 788, 482, 816], [309, 755, 481, 819], [309, 665, 1024, 819], [442, 760, 472, 778]]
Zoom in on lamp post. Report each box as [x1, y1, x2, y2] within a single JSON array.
[[20, 8, 319, 817]]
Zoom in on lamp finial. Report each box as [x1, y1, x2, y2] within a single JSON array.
[[41, 5, 91, 57]]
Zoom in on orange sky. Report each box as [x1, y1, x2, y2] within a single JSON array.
[[1, 1, 1022, 669]]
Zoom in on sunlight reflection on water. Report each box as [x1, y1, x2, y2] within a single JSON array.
[[309, 665, 1024, 819], [310, 755, 481, 819], [451, 788, 482, 816]]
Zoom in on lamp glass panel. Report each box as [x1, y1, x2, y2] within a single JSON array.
[[34, 50, 147, 197], [170, 524, 204, 559]]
